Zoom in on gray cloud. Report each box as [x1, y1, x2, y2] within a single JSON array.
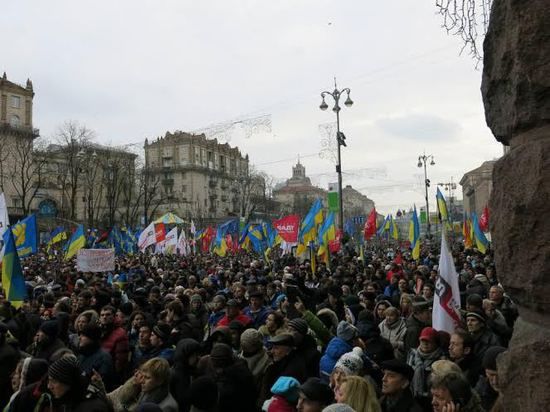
[[375, 113, 462, 141]]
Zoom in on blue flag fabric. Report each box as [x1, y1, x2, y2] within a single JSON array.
[[2, 228, 27, 308], [12, 215, 38, 258]]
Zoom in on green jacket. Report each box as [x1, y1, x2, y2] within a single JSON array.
[[302, 310, 333, 346]]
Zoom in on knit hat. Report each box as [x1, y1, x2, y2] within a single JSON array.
[[288, 318, 309, 336], [322, 403, 356, 412], [483, 346, 506, 371], [39, 320, 58, 338], [80, 323, 102, 342], [344, 295, 360, 306], [274, 294, 287, 307], [336, 321, 357, 342], [48, 356, 81, 386], [334, 347, 364, 376], [328, 285, 343, 299], [210, 343, 234, 368], [240, 328, 263, 354], [300, 378, 334, 405], [466, 310, 487, 324], [152, 323, 172, 342], [271, 376, 300, 403]]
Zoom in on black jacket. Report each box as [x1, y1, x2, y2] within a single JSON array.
[[403, 315, 429, 357], [380, 389, 423, 412], [261, 351, 307, 402]]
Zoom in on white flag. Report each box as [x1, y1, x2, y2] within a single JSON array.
[[433, 231, 462, 334], [177, 230, 188, 256], [164, 227, 178, 255], [138, 222, 156, 251]]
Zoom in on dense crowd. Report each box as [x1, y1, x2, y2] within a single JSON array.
[[0, 242, 514, 412]]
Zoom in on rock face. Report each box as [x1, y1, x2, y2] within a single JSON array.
[[482, 0, 550, 410]]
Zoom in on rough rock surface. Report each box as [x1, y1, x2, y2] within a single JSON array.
[[483, 0, 550, 410], [481, 0, 550, 145]]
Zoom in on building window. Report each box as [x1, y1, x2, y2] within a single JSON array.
[[162, 157, 172, 168], [182, 185, 187, 193], [10, 115, 20, 127], [11, 96, 21, 109], [179, 146, 189, 165]]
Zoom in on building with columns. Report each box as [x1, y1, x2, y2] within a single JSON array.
[[460, 160, 495, 217]]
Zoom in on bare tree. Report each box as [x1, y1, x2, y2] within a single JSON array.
[[139, 166, 164, 225], [7, 137, 49, 215], [436, 0, 493, 61], [53, 121, 95, 220]]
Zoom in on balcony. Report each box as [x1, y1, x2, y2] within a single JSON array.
[[0, 122, 39, 138]]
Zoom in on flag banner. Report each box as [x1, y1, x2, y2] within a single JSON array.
[[1, 228, 27, 308], [77, 249, 115, 272], [273, 214, 300, 243], [164, 227, 178, 254], [409, 206, 421, 260], [0, 193, 9, 237], [155, 223, 166, 243], [12, 215, 38, 258], [363, 208, 377, 240], [433, 232, 462, 333], [479, 206, 490, 232], [65, 225, 86, 260], [138, 222, 156, 251]]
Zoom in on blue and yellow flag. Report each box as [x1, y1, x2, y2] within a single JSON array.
[[436, 188, 449, 223], [65, 225, 86, 260], [471, 212, 489, 254], [12, 215, 38, 258], [389, 215, 399, 240], [2, 228, 27, 308], [409, 206, 420, 260], [297, 198, 323, 255], [317, 212, 336, 264], [248, 224, 266, 254], [213, 226, 228, 257]]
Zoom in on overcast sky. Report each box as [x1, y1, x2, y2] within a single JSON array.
[[1, 1, 502, 215]]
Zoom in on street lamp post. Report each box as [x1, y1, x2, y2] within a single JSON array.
[[319, 78, 353, 237], [417, 153, 435, 238]]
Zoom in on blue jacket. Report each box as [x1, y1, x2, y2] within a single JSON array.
[[242, 305, 271, 329], [319, 336, 353, 382]]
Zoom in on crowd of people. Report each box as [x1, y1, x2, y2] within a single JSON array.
[[0, 241, 515, 412]]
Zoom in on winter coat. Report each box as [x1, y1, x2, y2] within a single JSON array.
[[403, 315, 429, 358], [241, 348, 272, 390], [319, 337, 352, 381], [28, 337, 66, 363], [170, 338, 201, 412], [264, 395, 296, 412], [3, 357, 48, 412], [302, 310, 333, 347], [379, 388, 423, 412], [100, 326, 129, 376], [242, 306, 272, 329], [379, 317, 407, 360], [216, 313, 253, 328], [471, 327, 501, 363], [294, 334, 321, 379], [261, 352, 307, 403], [407, 347, 444, 400], [210, 360, 258, 412], [0, 341, 20, 409], [77, 344, 114, 387]]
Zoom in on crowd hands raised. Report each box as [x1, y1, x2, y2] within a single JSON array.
[[0, 243, 515, 412]]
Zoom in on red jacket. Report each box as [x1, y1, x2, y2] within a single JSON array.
[[267, 395, 296, 412], [101, 326, 129, 374], [216, 312, 252, 328]]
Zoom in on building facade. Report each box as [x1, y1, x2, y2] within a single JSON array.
[[0, 73, 39, 217], [144, 131, 250, 222], [342, 184, 375, 219], [460, 160, 495, 217]]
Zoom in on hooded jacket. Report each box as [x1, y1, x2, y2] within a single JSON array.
[[379, 317, 407, 360], [170, 338, 201, 412], [319, 337, 352, 381]]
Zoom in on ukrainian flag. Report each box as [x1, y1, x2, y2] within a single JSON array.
[[317, 212, 336, 264], [65, 225, 86, 260], [2, 228, 27, 308], [213, 226, 228, 257], [390, 215, 399, 240], [12, 215, 38, 258], [409, 206, 420, 260], [436, 188, 449, 223], [248, 224, 266, 254], [471, 212, 489, 254], [297, 198, 323, 254]]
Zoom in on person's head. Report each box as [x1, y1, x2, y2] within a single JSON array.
[[240, 328, 264, 356], [78, 323, 102, 349], [139, 358, 171, 392], [99, 305, 116, 327], [226, 300, 240, 318], [336, 321, 357, 343], [131, 311, 147, 330], [74, 310, 98, 333], [483, 346, 506, 392], [148, 287, 161, 304], [138, 325, 152, 347], [334, 376, 380, 412], [77, 290, 92, 310], [384, 307, 400, 325], [248, 291, 263, 310], [297, 378, 334, 412], [422, 283, 434, 300], [465, 294, 483, 312], [265, 311, 284, 333], [465, 311, 486, 334], [268, 334, 294, 362], [398, 278, 408, 292], [11, 358, 49, 393], [190, 294, 203, 311], [47, 356, 81, 399], [418, 327, 439, 354], [151, 323, 171, 348], [212, 294, 226, 311], [412, 299, 431, 323], [375, 301, 390, 320], [333, 347, 364, 378], [489, 286, 504, 303], [431, 372, 473, 412], [288, 318, 309, 345], [37, 320, 58, 343], [449, 328, 474, 361], [380, 359, 414, 396]]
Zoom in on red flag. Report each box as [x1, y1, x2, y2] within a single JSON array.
[[479, 206, 490, 232], [155, 223, 166, 243], [363, 208, 377, 240], [272, 214, 300, 243], [328, 229, 342, 253], [201, 226, 214, 252]]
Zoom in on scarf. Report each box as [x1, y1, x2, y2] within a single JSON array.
[[408, 347, 443, 398]]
